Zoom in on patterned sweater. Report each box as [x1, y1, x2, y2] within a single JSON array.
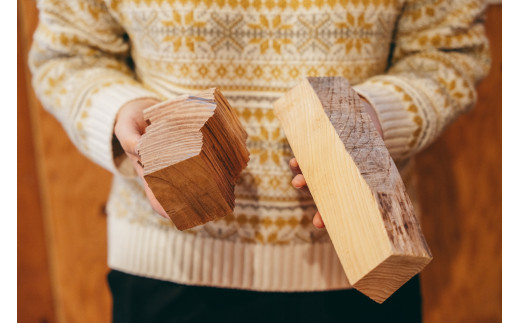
[[30, 0, 490, 291]]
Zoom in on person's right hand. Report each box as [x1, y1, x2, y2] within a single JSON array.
[[114, 98, 169, 219]]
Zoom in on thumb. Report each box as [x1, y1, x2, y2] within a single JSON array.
[[114, 121, 143, 158]]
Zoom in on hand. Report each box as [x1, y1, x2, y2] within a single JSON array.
[[114, 98, 169, 219], [290, 97, 383, 229]]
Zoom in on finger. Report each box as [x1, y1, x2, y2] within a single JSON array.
[[116, 125, 142, 158], [143, 182, 168, 218], [131, 158, 169, 218], [133, 113, 149, 135], [313, 211, 325, 229], [289, 157, 302, 176], [129, 154, 144, 177], [360, 97, 384, 140], [291, 173, 307, 189]]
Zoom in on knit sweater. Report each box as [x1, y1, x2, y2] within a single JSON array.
[[29, 0, 490, 291]]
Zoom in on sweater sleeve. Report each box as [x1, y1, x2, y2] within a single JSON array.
[[353, 0, 491, 160], [29, 0, 162, 176]]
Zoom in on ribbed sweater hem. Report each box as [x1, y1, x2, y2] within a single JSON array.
[[107, 214, 352, 292]]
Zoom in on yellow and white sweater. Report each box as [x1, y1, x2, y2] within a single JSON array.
[[30, 0, 490, 291]]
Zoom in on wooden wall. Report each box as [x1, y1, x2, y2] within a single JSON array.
[[18, 1, 501, 322], [18, 1, 112, 322], [417, 5, 502, 322], [18, 3, 55, 321]]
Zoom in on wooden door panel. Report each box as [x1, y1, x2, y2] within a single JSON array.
[[18, 0, 112, 322], [418, 5, 502, 322]]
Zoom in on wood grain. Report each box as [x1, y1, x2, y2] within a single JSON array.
[[138, 89, 249, 230], [274, 77, 431, 303]]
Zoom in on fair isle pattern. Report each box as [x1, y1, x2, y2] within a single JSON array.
[[110, 0, 399, 245], [122, 1, 397, 89], [106, 0, 403, 244], [30, 0, 489, 291]]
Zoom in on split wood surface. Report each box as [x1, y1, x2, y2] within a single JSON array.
[[274, 77, 432, 303], [137, 88, 249, 230]]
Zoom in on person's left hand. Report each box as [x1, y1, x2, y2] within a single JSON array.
[[289, 97, 383, 229]]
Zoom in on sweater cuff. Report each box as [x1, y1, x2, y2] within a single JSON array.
[[81, 82, 161, 176], [353, 77, 424, 160]]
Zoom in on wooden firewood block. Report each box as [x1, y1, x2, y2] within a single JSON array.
[[274, 77, 432, 303], [137, 88, 249, 230]]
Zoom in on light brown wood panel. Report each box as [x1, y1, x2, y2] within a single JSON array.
[[18, 2, 56, 322], [418, 5, 502, 322], [275, 77, 432, 303], [18, 0, 112, 322]]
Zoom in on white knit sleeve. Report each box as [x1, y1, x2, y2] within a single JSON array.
[[29, 0, 161, 176], [353, 0, 490, 160]]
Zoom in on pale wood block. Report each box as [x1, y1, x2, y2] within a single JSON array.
[[274, 77, 432, 303], [138, 88, 249, 230]]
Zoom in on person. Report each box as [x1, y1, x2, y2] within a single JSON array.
[[29, 0, 490, 322]]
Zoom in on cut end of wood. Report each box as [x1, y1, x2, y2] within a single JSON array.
[[138, 88, 249, 230], [353, 254, 432, 304]]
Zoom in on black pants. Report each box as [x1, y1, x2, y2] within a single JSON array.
[[107, 270, 422, 323]]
